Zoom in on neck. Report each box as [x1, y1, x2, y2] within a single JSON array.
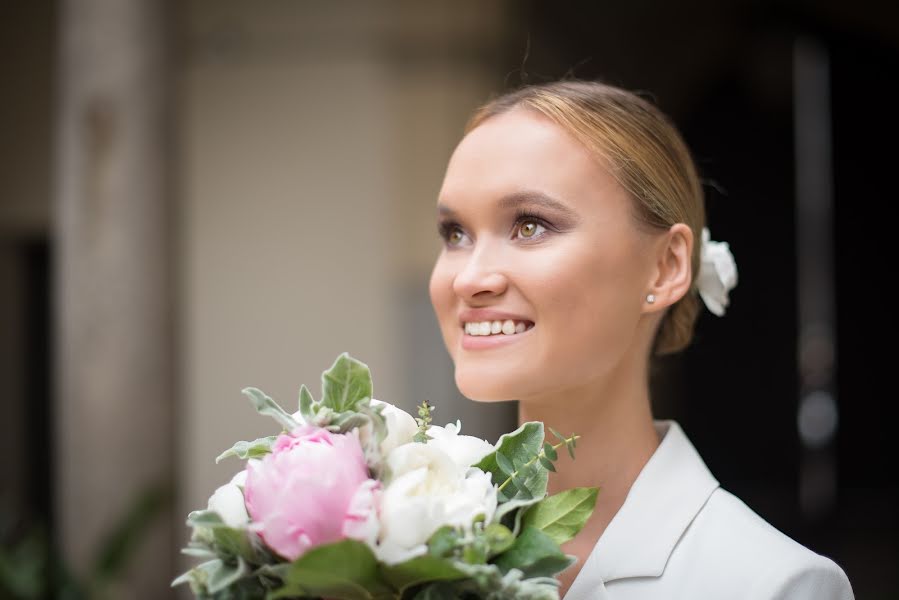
[[517, 349, 661, 594]]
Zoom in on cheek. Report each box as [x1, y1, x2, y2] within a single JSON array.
[[527, 244, 646, 379], [428, 258, 457, 338]]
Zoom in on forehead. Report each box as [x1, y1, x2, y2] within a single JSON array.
[[438, 108, 623, 210]]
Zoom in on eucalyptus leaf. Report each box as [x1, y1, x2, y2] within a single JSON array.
[[495, 451, 514, 475], [215, 436, 278, 463], [241, 387, 299, 431], [475, 422, 548, 502], [542, 442, 558, 461], [538, 456, 556, 472]]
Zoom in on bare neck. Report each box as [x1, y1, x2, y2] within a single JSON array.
[[517, 354, 661, 596]]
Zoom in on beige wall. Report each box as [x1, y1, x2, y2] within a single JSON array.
[[176, 0, 516, 558]]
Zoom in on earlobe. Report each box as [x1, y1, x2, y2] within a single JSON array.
[[644, 224, 694, 310]]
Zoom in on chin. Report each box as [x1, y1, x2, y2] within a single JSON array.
[[453, 362, 526, 402]]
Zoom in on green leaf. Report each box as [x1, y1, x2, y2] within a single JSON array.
[[241, 387, 298, 431], [207, 557, 250, 594], [521, 487, 599, 546], [215, 436, 278, 463], [381, 555, 466, 593], [493, 496, 543, 536], [298, 384, 314, 420], [542, 442, 558, 461], [426, 526, 460, 559], [493, 526, 575, 579], [187, 510, 226, 529], [270, 539, 393, 600], [213, 526, 254, 562], [495, 451, 514, 475], [548, 427, 564, 442], [331, 411, 371, 432], [538, 456, 556, 472], [321, 353, 374, 413], [484, 523, 515, 557], [410, 583, 459, 600], [474, 422, 548, 502]]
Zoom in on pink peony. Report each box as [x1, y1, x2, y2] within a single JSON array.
[[244, 425, 379, 560]]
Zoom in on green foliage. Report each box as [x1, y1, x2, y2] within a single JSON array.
[[475, 422, 548, 503], [177, 354, 601, 600], [412, 401, 435, 443], [493, 527, 574, 579], [216, 436, 278, 463], [380, 554, 466, 593], [521, 488, 599, 546], [270, 540, 393, 600], [321, 353, 374, 413], [424, 561, 561, 600], [241, 387, 299, 432]]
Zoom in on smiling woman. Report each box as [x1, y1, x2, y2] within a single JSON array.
[[427, 80, 853, 600]]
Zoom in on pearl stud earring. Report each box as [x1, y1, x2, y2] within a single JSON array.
[[646, 293, 656, 304]]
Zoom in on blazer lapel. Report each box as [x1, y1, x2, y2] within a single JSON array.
[[563, 421, 719, 599]]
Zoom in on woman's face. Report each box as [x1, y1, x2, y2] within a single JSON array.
[[429, 108, 659, 403]]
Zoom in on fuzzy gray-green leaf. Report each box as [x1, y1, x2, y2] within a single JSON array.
[[215, 436, 277, 463], [241, 387, 298, 431]]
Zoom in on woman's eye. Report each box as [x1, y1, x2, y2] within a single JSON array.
[[440, 224, 471, 247], [515, 220, 546, 240]]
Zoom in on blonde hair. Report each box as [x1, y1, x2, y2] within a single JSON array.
[[464, 80, 705, 355]]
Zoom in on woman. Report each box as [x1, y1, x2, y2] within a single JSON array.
[[428, 80, 854, 599]]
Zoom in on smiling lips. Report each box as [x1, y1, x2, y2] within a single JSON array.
[[463, 319, 533, 336]]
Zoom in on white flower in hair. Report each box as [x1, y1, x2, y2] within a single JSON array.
[[696, 227, 738, 316]]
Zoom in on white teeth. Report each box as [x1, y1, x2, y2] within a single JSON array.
[[463, 320, 532, 336]]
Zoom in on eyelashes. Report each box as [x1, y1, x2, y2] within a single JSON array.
[[437, 211, 555, 247]]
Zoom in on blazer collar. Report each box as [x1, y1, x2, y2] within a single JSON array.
[[567, 420, 719, 595]]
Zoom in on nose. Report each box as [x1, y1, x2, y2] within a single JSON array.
[[451, 245, 509, 301]]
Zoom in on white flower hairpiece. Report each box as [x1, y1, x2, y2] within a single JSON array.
[[695, 227, 738, 316]]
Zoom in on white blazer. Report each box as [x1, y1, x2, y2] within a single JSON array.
[[564, 420, 854, 600]]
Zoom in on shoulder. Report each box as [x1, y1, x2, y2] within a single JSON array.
[[670, 487, 854, 599]]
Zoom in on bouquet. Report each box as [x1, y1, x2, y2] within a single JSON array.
[[174, 353, 599, 599]]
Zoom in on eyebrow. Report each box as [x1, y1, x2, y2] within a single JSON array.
[[438, 190, 580, 222]]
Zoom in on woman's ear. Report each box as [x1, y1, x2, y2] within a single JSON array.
[[644, 223, 693, 312]]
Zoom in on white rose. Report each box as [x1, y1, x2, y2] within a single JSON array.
[[426, 420, 495, 469], [365, 399, 419, 457], [206, 467, 250, 528], [696, 227, 738, 316], [376, 442, 497, 565]]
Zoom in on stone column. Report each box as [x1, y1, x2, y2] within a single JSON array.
[[54, 0, 174, 596]]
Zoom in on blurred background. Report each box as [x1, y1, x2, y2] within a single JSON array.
[[1, 0, 897, 598]]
